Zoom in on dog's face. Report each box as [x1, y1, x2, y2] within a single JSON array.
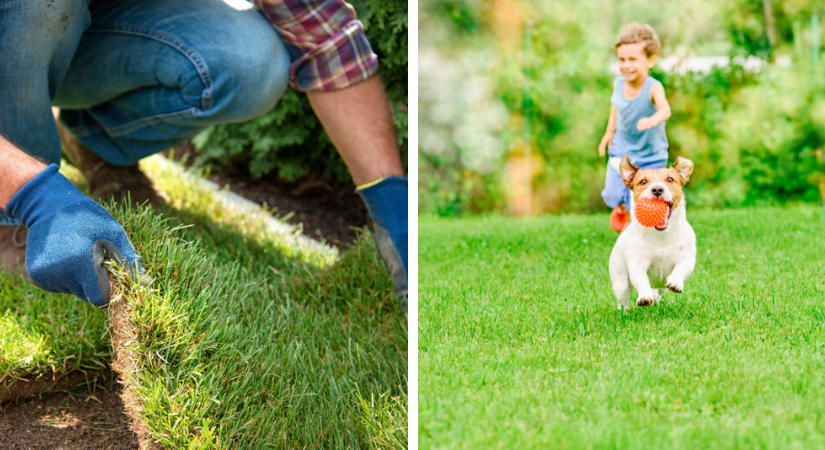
[[620, 155, 694, 231]]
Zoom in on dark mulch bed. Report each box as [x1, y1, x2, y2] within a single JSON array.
[[0, 373, 139, 450], [163, 142, 368, 249]]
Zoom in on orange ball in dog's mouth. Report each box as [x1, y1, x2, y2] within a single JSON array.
[[635, 197, 670, 228]]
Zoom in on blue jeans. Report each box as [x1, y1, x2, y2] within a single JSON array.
[[601, 158, 668, 209], [0, 0, 291, 224]]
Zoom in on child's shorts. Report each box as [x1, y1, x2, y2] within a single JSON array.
[[601, 158, 668, 208]]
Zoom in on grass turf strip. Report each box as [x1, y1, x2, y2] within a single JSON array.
[[419, 207, 825, 449], [0, 161, 407, 448]]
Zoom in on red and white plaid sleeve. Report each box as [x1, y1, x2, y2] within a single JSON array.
[[254, 0, 380, 92]]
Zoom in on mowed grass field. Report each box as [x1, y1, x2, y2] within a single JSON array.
[[0, 158, 407, 449], [419, 207, 825, 449]]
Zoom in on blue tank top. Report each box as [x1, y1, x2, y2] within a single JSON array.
[[609, 76, 668, 164]]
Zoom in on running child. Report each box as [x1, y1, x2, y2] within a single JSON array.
[[598, 23, 671, 232]]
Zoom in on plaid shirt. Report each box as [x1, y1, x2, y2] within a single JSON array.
[[254, 0, 379, 91]]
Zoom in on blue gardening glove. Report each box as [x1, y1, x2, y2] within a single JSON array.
[[357, 177, 408, 313], [6, 165, 148, 307]]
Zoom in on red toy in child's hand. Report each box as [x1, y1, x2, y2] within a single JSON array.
[[635, 197, 669, 227]]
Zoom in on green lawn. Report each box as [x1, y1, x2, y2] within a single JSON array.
[[0, 157, 407, 449], [419, 207, 825, 449]]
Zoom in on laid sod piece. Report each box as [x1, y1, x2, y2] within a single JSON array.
[[2, 160, 407, 448], [140, 154, 336, 273], [108, 205, 406, 448], [420, 207, 825, 449], [0, 273, 109, 403]]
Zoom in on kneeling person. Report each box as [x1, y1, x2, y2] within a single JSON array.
[[0, 0, 408, 311]]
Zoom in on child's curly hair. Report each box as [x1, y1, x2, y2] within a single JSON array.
[[615, 23, 661, 57]]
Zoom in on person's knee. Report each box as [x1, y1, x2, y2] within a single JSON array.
[[205, 31, 291, 123]]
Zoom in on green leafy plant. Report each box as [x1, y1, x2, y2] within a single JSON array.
[[716, 66, 825, 206]]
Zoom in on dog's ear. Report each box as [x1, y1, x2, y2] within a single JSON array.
[[671, 157, 694, 184], [619, 155, 639, 187]]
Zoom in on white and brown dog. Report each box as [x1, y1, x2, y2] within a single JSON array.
[[609, 155, 696, 310]]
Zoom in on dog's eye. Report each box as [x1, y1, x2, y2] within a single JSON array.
[[667, 177, 674, 183], [639, 179, 647, 185]]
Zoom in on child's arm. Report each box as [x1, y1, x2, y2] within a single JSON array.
[[637, 83, 671, 131], [598, 104, 618, 157]]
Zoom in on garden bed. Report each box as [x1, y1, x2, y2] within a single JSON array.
[[165, 142, 368, 249]]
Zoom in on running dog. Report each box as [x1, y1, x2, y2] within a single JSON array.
[[609, 155, 696, 310]]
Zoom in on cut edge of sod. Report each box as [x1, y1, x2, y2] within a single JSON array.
[[105, 267, 163, 450]]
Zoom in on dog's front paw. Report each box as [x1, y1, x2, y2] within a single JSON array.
[[636, 296, 656, 307], [666, 276, 684, 293]]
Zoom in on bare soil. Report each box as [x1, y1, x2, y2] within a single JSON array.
[[1, 372, 94, 405], [0, 373, 139, 450], [164, 142, 368, 249]]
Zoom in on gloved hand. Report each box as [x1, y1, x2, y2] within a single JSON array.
[[357, 177, 408, 313], [5, 165, 149, 307]]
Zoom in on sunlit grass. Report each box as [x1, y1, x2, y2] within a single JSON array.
[[419, 207, 825, 449], [1, 158, 407, 448], [0, 278, 109, 384]]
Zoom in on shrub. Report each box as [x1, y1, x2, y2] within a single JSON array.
[[713, 66, 825, 207], [192, 0, 408, 184]]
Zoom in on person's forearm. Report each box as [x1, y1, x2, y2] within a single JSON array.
[[306, 75, 405, 186], [0, 135, 47, 208], [648, 106, 671, 126], [605, 105, 618, 134]]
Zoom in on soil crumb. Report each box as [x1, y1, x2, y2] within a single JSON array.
[[0, 376, 139, 450]]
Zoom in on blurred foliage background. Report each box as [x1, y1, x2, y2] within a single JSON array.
[[192, 0, 408, 184], [419, 0, 825, 216]]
